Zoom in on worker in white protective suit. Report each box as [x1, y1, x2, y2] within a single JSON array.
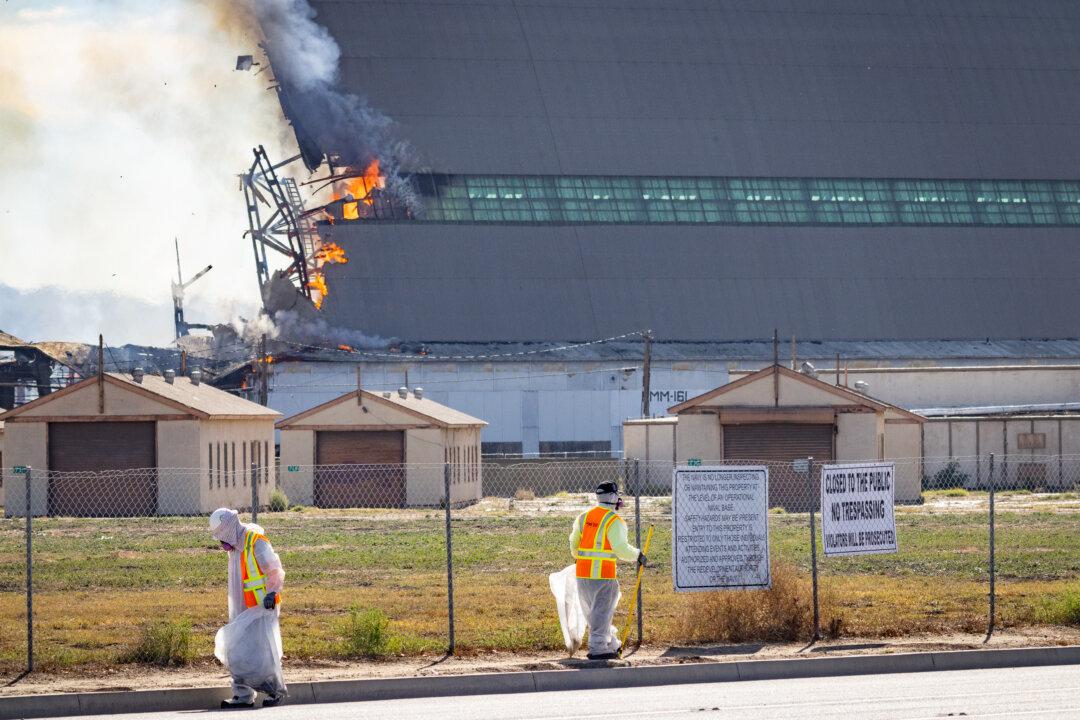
[[209, 508, 286, 709], [569, 481, 645, 660]]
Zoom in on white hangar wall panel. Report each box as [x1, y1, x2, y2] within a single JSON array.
[[268, 361, 727, 456]]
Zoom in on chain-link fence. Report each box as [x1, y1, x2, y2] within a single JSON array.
[[3, 454, 1080, 675]]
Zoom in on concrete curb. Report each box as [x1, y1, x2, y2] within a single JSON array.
[[3, 645, 1080, 719]]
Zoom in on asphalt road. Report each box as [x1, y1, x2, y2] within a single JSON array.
[[69, 665, 1080, 720]]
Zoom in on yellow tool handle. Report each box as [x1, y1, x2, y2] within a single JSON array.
[[619, 524, 655, 649]]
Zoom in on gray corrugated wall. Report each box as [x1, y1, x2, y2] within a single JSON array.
[[310, 0, 1080, 177]]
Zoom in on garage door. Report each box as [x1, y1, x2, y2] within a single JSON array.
[[48, 421, 156, 516], [723, 424, 834, 510], [315, 430, 405, 508]]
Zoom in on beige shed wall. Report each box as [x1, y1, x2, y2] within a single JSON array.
[[278, 429, 316, 505], [406, 428, 446, 506], [157, 420, 201, 514], [16, 381, 188, 418], [675, 414, 720, 462], [0, 427, 4, 507], [298, 396, 424, 426], [199, 419, 277, 514], [884, 422, 922, 501], [4, 422, 47, 516], [835, 412, 881, 461]]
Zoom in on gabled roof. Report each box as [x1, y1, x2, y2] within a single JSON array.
[[0, 373, 280, 421], [668, 364, 925, 423], [277, 389, 487, 429]]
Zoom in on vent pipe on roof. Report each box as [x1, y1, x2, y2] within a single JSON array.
[[190, 369, 202, 386], [164, 369, 176, 385], [398, 386, 408, 399], [382, 391, 391, 399], [413, 387, 423, 399], [853, 380, 870, 394], [132, 367, 144, 384]]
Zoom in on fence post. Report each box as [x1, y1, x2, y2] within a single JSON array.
[[987, 452, 996, 640], [251, 462, 259, 524], [807, 456, 820, 641], [444, 462, 456, 654], [25, 466, 33, 673], [633, 457, 643, 646]]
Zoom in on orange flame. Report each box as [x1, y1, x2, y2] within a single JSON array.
[[307, 274, 329, 308], [315, 242, 349, 265], [338, 344, 354, 352], [331, 160, 385, 220]]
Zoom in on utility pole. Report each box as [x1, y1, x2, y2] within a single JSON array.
[[258, 334, 269, 406], [791, 335, 797, 371], [640, 331, 652, 418], [356, 364, 362, 405], [97, 334, 105, 414]]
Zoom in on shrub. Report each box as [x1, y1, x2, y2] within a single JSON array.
[[924, 461, 970, 490], [268, 489, 289, 512], [676, 561, 843, 643], [1037, 586, 1080, 625], [341, 606, 391, 658], [290, 504, 306, 512], [120, 619, 194, 666], [514, 487, 536, 501]]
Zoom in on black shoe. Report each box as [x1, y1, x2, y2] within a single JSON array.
[[586, 652, 619, 660], [220, 698, 255, 710], [262, 694, 284, 708]]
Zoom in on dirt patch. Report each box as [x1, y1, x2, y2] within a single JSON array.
[[2, 629, 1079, 698]]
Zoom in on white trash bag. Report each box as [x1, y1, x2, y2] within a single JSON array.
[[549, 565, 587, 655], [214, 607, 287, 696]]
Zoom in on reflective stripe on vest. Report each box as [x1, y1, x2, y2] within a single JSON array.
[[575, 507, 620, 580], [240, 530, 280, 608]]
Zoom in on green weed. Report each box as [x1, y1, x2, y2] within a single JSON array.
[[119, 619, 194, 666]]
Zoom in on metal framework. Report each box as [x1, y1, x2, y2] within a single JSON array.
[[243, 146, 314, 302]]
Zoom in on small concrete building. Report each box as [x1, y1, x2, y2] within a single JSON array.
[[626, 365, 925, 506], [0, 372, 280, 516], [277, 388, 486, 508]]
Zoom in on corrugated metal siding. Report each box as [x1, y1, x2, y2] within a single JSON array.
[[310, 0, 1080, 178], [320, 223, 1080, 342], [47, 421, 156, 516]]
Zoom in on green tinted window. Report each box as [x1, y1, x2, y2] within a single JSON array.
[[375, 174, 1080, 226]]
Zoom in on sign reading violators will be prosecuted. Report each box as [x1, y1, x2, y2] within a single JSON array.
[[820, 462, 898, 557]]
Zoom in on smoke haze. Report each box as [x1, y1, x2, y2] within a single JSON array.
[[0, 1, 292, 345]]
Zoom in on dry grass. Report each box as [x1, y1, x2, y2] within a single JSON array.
[[2, 499, 1080, 672], [677, 561, 843, 643]]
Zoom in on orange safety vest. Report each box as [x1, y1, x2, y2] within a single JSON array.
[[240, 530, 282, 609], [574, 506, 621, 580]]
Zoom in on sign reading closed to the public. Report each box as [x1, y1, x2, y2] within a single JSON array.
[[672, 465, 771, 591], [820, 462, 898, 557]]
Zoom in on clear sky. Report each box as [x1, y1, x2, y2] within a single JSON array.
[[0, 0, 298, 345]]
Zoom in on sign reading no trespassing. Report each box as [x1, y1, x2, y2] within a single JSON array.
[[820, 462, 898, 557], [672, 466, 770, 592]]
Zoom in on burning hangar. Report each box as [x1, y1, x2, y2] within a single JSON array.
[[247, 1, 1080, 458]]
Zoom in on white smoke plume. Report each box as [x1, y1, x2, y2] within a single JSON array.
[[0, 0, 413, 349], [0, 0, 291, 345], [251, 0, 416, 205], [234, 310, 390, 351]]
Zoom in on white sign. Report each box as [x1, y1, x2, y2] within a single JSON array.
[[820, 462, 898, 557], [672, 465, 770, 592]]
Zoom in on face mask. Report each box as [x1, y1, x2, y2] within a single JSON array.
[[615, 497, 624, 511], [220, 541, 235, 552]]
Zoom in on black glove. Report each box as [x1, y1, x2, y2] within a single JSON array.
[[263, 592, 277, 610], [637, 552, 648, 568]]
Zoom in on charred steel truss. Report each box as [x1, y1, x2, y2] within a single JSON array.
[[243, 146, 315, 303]]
